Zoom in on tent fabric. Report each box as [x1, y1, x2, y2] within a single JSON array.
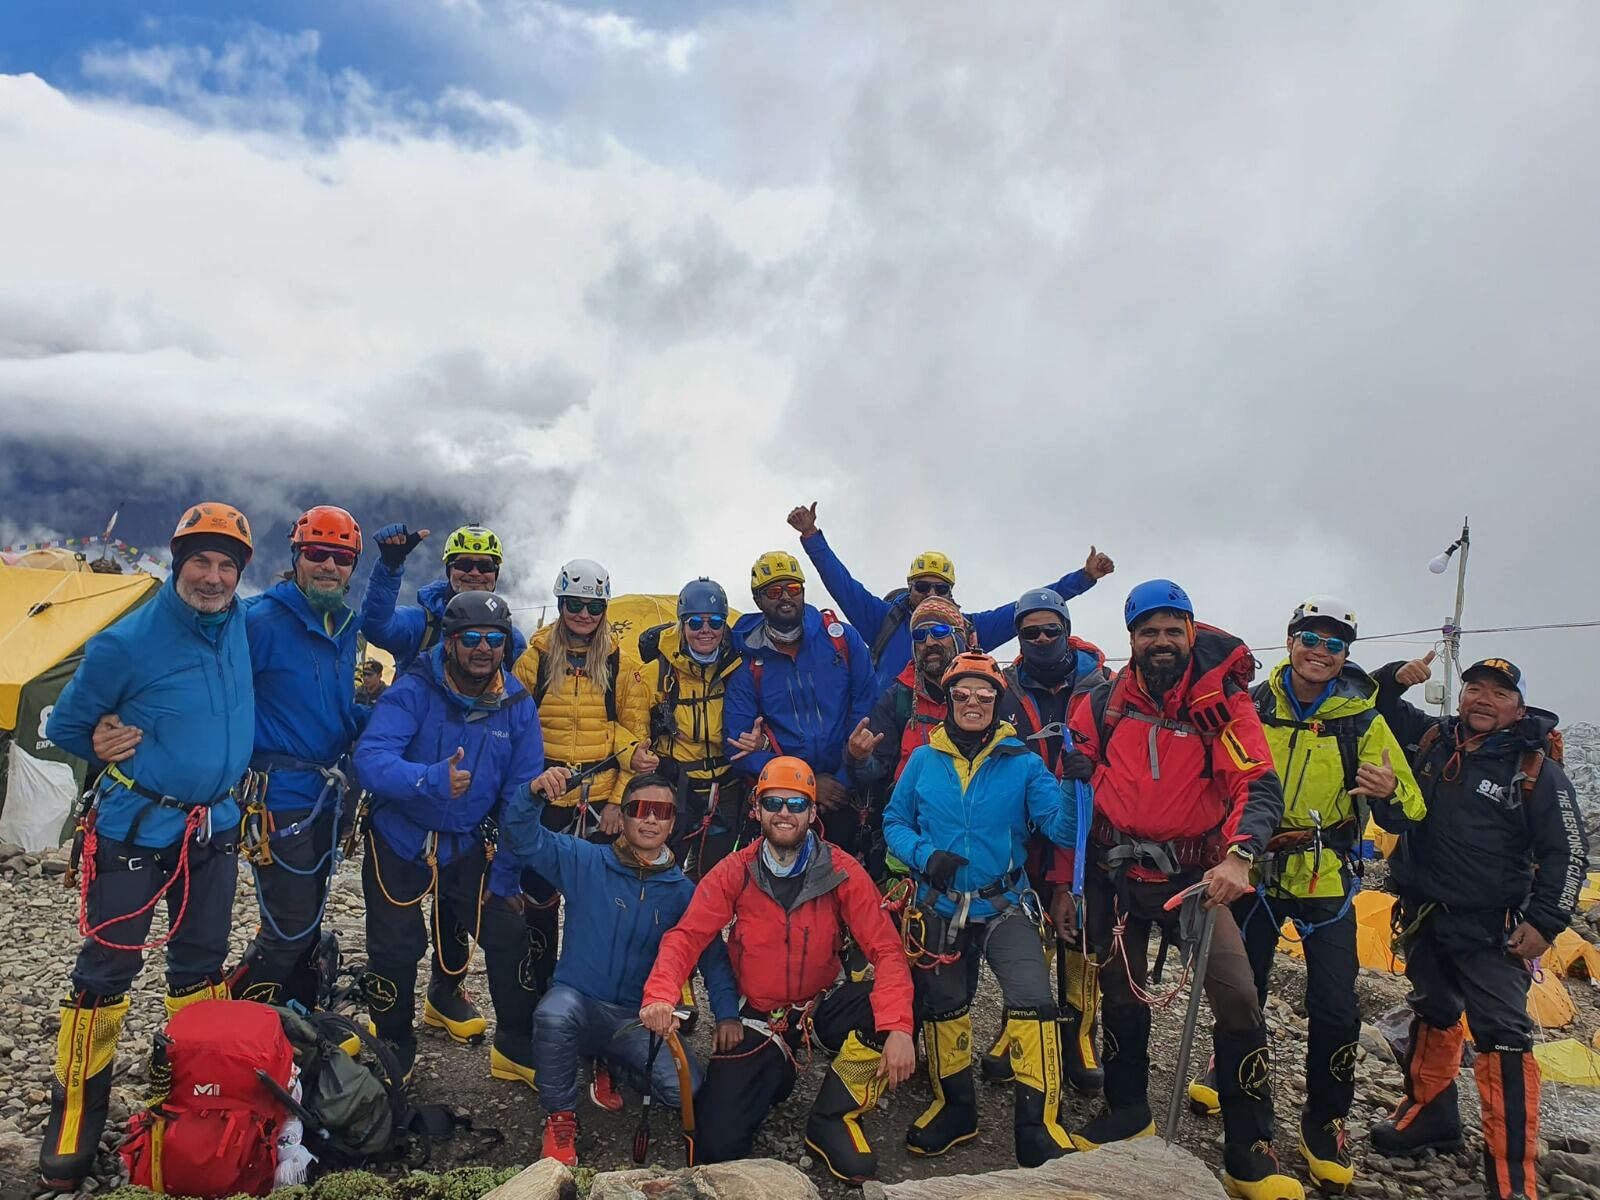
[[1, 547, 89, 572], [1545, 929, 1600, 981], [1580, 871, 1600, 913], [1527, 971, 1577, 1029], [1532, 1039, 1600, 1086], [0, 742, 77, 851], [0, 565, 157, 730]]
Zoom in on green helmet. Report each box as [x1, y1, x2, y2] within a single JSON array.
[[441, 524, 503, 563]]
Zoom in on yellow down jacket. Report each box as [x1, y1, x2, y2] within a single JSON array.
[[638, 621, 743, 792]]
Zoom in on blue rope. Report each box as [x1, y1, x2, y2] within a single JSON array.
[[249, 772, 345, 944], [1241, 876, 1359, 944]]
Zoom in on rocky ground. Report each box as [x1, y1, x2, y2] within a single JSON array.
[[0, 844, 1597, 1200]]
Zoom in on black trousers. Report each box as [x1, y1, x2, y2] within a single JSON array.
[[1401, 905, 1533, 1051], [696, 980, 878, 1163], [232, 806, 337, 1008], [360, 829, 485, 1043], [72, 831, 238, 999], [478, 893, 543, 1063], [1236, 886, 1360, 1120], [669, 776, 749, 882]]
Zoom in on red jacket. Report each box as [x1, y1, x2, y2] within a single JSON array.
[[1068, 626, 1283, 862], [643, 837, 914, 1035]]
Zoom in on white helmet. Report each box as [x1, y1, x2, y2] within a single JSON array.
[[1290, 595, 1357, 640], [554, 558, 611, 601]]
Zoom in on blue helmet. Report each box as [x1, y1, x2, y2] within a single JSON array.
[[677, 577, 729, 620], [1015, 587, 1071, 633], [1124, 579, 1193, 629]]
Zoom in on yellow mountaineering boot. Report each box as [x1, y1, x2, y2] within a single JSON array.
[[1061, 948, 1104, 1095], [1007, 1007, 1073, 1167], [1189, 1053, 1222, 1116], [979, 1027, 1013, 1083], [905, 1010, 980, 1156], [423, 980, 487, 1042], [39, 994, 130, 1192], [804, 1031, 890, 1183], [489, 1044, 537, 1088], [149, 979, 230, 1103]]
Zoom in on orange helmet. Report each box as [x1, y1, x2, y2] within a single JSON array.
[[754, 755, 817, 803], [290, 505, 362, 555], [171, 502, 253, 565], [941, 651, 1006, 692]]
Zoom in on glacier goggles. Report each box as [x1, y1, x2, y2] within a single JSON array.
[[1295, 631, 1349, 656], [561, 597, 607, 616], [622, 796, 677, 823], [684, 614, 726, 631], [757, 793, 812, 815], [911, 623, 956, 643], [299, 545, 358, 566], [758, 582, 804, 600], [454, 630, 507, 649]]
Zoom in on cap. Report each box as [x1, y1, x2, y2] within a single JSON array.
[[1461, 657, 1526, 697]]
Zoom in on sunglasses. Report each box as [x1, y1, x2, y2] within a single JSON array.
[[759, 582, 804, 600], [1020, 624, 1065, 642], [758, 794, 812, 814], [455, 630, 507, 649], [561, 597, 607, 616], [911, 581, 951, 596], [685, 614, 726, 631], [300, 545, 357, 566], [949, 686, 997, 704], [1296, 631, 1349, 655], [624, 798, 677, 823], [912, 623, 955, 643], [450, 557, 500, 575]]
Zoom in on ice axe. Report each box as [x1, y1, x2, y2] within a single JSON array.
[[1162, 881, 1218, 1145], [614, 1011, 695, 1165]]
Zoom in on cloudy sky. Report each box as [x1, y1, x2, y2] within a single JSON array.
[[2, 2, 1597, 718]]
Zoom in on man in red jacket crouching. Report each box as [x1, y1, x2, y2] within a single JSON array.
[[641, 755, 915, 1183]]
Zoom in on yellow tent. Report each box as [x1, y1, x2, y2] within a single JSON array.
[[2, 547, 90, 572], [1546, 929, 1600, 981], [1580, 871, 1600, 913], [1527, 971, 1577, 1028], [1533, 1039, 1600, 1086]]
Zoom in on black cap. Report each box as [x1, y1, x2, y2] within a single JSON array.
[[1461, 657, 1525, 697]]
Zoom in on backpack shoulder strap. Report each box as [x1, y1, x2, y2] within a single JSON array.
[[1516, 748, 1546, 797], [419, 607, 440, 653], [531, 647, 551, 707], [869, 591, 911, 666], [1417, 723, 1443, 758], [893, 683, 914, 732], [819, 609, 851, 666], [605, 649, 621, 725]]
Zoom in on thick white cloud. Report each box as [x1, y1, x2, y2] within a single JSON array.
[[2, 3, 1598, 717]]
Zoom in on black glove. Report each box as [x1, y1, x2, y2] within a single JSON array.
[[375, 523, 425, 570], [924, 850, 969, 892], [1060, 750, 1095, 783]]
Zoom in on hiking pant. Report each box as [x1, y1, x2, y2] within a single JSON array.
[[1401, 905, 1533, 1051], [669, 776, 748, 882], [360, 829, 485, 1044], [912, 906, 1054, 1020], [231, 805, 337, 1008], [1236, 886, 1360, 1121], [532, 984, 703, 1113], [479, 893, 543, 1066], [72, 831, 239, 998], [695, 979, 877, 1163], [1084, 867, 1262, 1111]]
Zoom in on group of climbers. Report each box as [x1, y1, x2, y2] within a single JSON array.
[[34, 497, 1591, 1200]]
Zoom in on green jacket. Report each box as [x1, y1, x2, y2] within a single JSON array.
[[1250, 660, 1425, 899]]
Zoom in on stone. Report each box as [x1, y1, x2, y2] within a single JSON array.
[[881, 1139, 1227, 1199], [1547, 1174, 1589, 1197], [1544, 1151, 1600, 1188], [478, 1158, 577, 1200], [588, 1160, 821, 1199], [0, 1127, 32, 1172]]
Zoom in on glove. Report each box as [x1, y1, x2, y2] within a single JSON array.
[[376, 523, 425, 570], [924, 850, 969, 892], [1059, 750, 1095, 783]]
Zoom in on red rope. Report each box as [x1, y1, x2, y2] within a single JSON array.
[[78, 809, 207, 952]]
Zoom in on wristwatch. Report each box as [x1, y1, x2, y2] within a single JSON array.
[[1226, 844, 1256, 865]]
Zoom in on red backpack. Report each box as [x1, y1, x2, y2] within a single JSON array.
[[121, 999, 292, 1198]]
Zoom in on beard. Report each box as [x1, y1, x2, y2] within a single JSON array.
[[175, 576, 232, 613], [1136, 646, 1190, 697]]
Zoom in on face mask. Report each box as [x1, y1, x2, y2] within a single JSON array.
[[1020, 634, 1072, 680]]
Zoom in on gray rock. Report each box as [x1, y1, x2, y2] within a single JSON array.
[[1547, 1173, 1590, 1197], [1544, 1151, 1600, 1187], [588, 1159, 820, 1200], [478, 1158, 577, 1200], [881, 1138, 1227, 1199]]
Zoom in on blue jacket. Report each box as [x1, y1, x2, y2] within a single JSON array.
[[500, 794, 739, 1016], [245, 580, 369, 814], [359, 565, 528, 674], [884, 723, 1080, 920], [48, 578, 254, 849], [724, 605, 876, 780], [799, 530, 1099, 695], [354, 645, 544, 876]]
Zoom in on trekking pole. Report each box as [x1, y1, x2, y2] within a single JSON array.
[[1163, 889, 1219, 1146]]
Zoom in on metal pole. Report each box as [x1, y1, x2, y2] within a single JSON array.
[[1439, 517, 1470, 715], [1164, 905, 1219, 1145]]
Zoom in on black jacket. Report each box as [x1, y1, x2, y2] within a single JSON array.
[[1372, 662, 1589, 941]]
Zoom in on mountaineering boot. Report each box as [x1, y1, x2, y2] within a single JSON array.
[[541, 1110, 579, 1167], [1299, 1110, 1354, 1193], [483, 913, 540, 1081], [1216, 1027, 1303, 1199], [1059, 948, 1104, 1095], [1007, 1007, 1073, 1167], [490, 1041, 537, 1088], [39, 993, 129, 1193], [906, 1010, 980, 1156], [423, 979, 487, 1042], [1475, 1048, 1540, 1200], [588, 1060, 624, 1112], [367, 1021, 417, 1086], [979, 1027, 1013, 1084], [1071, 1004, 1154, 1150], [1369, 1018, 1465, 1157], [804, 1031, 890, 1182], [151, 978, 230, 1102], [1188, 1054, 1222, 1116]]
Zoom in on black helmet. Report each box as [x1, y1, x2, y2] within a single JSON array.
[[443, 591, 514, 639], [1015, 587, 1071, 634]]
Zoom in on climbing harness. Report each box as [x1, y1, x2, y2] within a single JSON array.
[[365, 827, 489, 978], [240, 757, 352, 945]]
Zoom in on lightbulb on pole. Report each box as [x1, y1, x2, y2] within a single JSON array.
[[1427, 552, 1451, 575], [1426, 518, 1471, 714]]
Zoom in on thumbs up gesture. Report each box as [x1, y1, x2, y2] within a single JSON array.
[[447, 747, 472, 799], [1395, 650, 1437, 688], [1083, 545, 1115, 580], [1350, 747, 1398, 800], [846, 717, 884, 762], [787, 502, 820, 538]]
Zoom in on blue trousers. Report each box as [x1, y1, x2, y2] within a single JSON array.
[[533, 984, 702, 1113]]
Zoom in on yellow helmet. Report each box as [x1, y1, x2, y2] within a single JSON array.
[[751, 551, 805, 590], [441, 524, 503, 562], [907, 550, 955, 586]]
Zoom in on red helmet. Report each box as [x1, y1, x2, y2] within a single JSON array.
[[290, 506, 362, 555]]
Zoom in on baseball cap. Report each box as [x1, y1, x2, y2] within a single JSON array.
[[1461, 657, 1525, 697]]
